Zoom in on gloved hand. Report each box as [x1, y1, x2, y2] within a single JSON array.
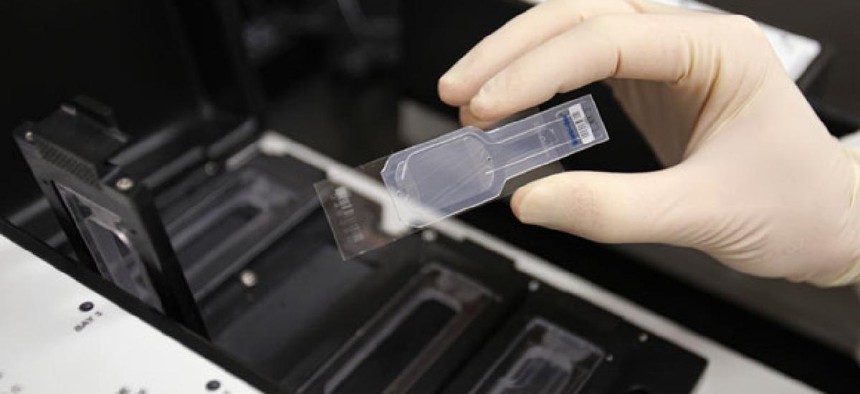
[[438, 0, 860, 286]]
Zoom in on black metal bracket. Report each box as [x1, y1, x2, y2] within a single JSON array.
[[13, 97, 208, 338]]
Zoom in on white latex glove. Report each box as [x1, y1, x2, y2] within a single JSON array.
[[438, 0, 860, 286]]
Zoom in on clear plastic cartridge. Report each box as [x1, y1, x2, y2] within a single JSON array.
[[382, 96, 607, 227], [315, 95, 609, 259]]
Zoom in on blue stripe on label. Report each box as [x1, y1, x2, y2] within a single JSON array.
[[561, 113, 580, 146]]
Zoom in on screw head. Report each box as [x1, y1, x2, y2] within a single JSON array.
[[239, 269, 258, 288], [638, 333, 649, 343], [116, 177, 134, 191], [421, 230, 438, 242], [204, 161, 219, 176], [24, 130, 34, 142]]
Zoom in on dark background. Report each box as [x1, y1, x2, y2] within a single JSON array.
[[2, 0, 858, 216], [0, 0, 858, 391]]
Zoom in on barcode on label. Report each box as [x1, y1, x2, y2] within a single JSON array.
[[568, 104, 594, 144]]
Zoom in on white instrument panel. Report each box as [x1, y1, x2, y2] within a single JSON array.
[[0, 236, 262, 394]]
